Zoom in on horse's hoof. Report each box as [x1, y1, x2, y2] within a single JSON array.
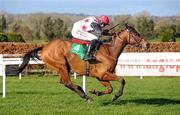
[[85, 96, 93, 103], [89, 89, 96, 94], [87, 98, 93, 103], [112, 95, 118, 102], [89, 89, 101, 96], [96, 91, 101, 96]]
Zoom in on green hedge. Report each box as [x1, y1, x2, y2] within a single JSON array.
[[0, 33, 25, 42]]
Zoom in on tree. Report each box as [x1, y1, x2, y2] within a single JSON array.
[[42, 16, 54, 41], [43, 17, 68, 41], [33, 19, 42, 40], [0, 15, 7, 32], [158, 26, 175, 42], [135, 15, 154, 39], [156, 19, 176, 42], [175, 16, 180, 37], [53, 18, 66, 38], [11, 23, 20, 32], [15, 26, 33, 41]]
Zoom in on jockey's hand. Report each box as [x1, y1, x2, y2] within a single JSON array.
[[101, 29, 110, 36]]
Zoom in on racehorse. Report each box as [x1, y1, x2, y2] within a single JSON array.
[[7, 24, 149, 102]]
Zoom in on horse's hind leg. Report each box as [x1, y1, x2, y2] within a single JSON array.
[[59, 65, 92, 102], [90, 80, 113, 96], [101, 72, 125, 101]]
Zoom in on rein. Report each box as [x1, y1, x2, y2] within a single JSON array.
[[114, 32, 123, 41]]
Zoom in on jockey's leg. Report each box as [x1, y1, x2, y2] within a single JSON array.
[[84, 39, 101, 61]]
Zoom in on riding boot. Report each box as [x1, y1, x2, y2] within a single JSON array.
[[84, 39, 101, 61]]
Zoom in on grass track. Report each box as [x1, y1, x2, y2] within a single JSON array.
[[0, 76, 180, 115]]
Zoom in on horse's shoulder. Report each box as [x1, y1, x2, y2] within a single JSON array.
[[97, 43, 110, 54], [101, 43, 110, 49]]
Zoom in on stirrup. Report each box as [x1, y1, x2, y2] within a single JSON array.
[[84, 55, 92, 61]]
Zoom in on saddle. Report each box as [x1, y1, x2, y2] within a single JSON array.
[[71, 38, 103, 61]]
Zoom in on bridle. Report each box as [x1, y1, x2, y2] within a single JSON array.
[[116, 28, 142, 47], [127, 29, 142, 46]]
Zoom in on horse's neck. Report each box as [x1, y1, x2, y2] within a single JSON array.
[[108, 35, 127, 59]]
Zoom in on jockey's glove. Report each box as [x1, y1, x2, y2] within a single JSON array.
[[101, 29, 110, 36]]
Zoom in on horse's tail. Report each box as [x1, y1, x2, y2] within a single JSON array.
[[6, 47, 43, 75]]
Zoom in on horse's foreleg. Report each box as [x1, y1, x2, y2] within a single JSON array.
[[101, 72, 125, 101], [90, 80, 113, 96], [59, 65, 92, 102]]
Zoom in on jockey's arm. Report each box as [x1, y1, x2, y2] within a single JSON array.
[[91, 22, 111, 36], [80, 30, 99, 41], [90, 22, 102, 36]]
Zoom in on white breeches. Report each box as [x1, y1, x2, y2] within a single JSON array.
[[71, 29, 98, 41]]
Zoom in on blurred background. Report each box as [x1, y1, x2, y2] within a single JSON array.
[[0, 0, 179, 43]]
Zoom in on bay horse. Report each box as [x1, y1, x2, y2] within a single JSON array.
[[8, 24, 149, 102]]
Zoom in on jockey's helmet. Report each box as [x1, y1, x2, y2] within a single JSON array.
[[98, 15, 109, 26]]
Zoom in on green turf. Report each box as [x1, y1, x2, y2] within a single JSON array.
[[0, 76, 180, 115]]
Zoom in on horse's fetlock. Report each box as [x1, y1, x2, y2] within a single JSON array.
[[64, 83, 72, 88], [121, 79, 125, 85], [108, 87, 113, 93]]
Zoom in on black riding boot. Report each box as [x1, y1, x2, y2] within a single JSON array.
[[84, 39, 101, 61]]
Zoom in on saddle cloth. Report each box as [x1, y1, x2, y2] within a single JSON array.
[[71, 38, 90, 59]]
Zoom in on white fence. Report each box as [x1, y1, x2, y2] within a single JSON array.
[[0, 54, 44, 98], [116, 52, 180, 77], [0, 54, 87, 98], [1, 53, 180, 98]]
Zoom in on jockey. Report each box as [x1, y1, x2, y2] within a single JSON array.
[[71, 15, 110, 61]]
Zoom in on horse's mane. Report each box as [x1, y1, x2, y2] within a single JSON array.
[[125, 24, 140, 36], [115, 24, 140, 37]]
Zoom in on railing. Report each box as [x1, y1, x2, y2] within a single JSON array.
[[1, 52, 180, 98], [116, 52, 180, 78], [0, 54, 44, 98]]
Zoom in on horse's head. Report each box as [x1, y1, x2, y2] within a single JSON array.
[[114, 24, 149, 50]]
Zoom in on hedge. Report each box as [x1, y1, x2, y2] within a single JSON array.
[[0, 33, 25, 42]]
